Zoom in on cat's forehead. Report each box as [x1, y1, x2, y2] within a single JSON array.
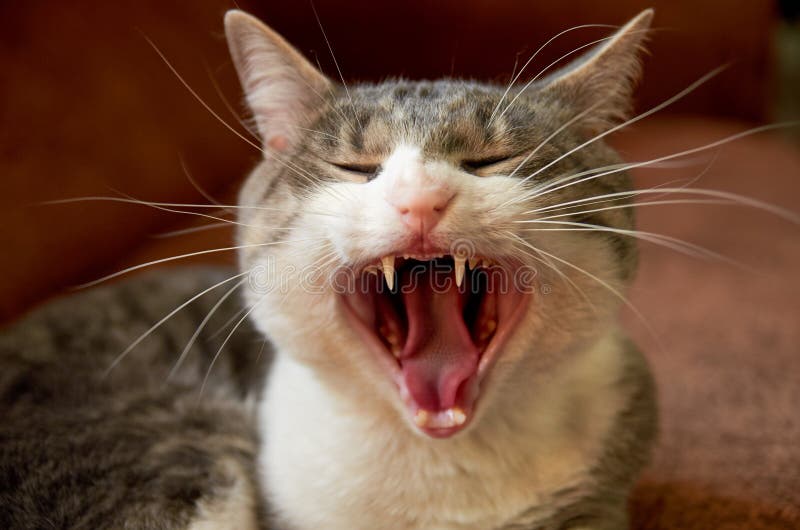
[[312, 79, 540, 157]]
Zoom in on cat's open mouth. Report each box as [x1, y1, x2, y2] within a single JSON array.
[[340, 253, 530, 438]]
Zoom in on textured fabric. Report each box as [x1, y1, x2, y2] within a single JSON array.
[[614, 118, 800, 529]]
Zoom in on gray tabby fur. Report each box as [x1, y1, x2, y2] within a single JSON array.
[[0, 269, 270, 529]]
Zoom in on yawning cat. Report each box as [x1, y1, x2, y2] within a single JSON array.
[[227, 7, 655, 530], [0, 8, 657, 530]]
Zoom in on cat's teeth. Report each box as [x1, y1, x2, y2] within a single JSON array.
[[364, 265, 379, 276], [482, 258, 493, 268], [385, 331, 400, 349], [414, 410, 429, 428], [379, 325, 401, 356], [468, 257, 479, 270], [454, 256, 466, 287], [478, 319, 497, 341], [381, 255, 395, 289], [414, 408, 467, 429]]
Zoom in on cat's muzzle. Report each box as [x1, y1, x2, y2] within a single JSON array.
[[340, 253, 530, 438]]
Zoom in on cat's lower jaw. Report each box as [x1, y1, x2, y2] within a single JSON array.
[[258, 329, 656, 530]]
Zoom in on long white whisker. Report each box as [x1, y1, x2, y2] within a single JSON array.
[[523, 185, 800, 224], [494, 162, 634, 212], [107, 190, 278, 231], [202, 253, 338, 344], [515, 122, 799, 212], [167, 276, 249, 381], [78, 237, 328, 288], [292, 125, 343, 142], [43, 196, 345, 219], [255, 337, 270, 365], [518, 219, 748, 268], [500, 156, 708, 216], [141, 33, 264, 155], [507, 233, 596, 312], [198, 292, 266, 399], [489, 23, 617, 124], [504, 230, 661, 349], [588, 149, 721, 211], [275, 247, 339, 307], [500, 66, 727, 209], [305, 49, 360, 136], [204, 60, 261, 142], [154, 222, 231, 238], [506, 103, 603, 180], [208, 304, 249, 341], [506, 149, 715, 210], [529, 173, 717, 216], [536, 198, 733, 220], [103, 270, 250, 377], [309, 58, 359, 136], [311, 2, 363, 133], [97, 189, 306, 237], [269, 148, 335, 191], [508, 230, 625, 300], [142, 34, 341, 193], [179, 156, 228, 208], [496, 31, 650, 124]]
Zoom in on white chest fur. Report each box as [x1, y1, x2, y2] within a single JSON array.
[[258, 333, 626, 530]]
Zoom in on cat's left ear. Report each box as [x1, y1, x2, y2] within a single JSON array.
[[540, 9, 653, 133], [225, 10, 331, 152]]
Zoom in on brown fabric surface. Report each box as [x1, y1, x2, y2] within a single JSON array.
[[612, 118, 800, 529]]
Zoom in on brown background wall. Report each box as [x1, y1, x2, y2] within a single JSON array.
[[0, 0, 779, 323]]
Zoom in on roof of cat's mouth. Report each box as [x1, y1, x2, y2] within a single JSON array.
[[340, 253, 531, 438]]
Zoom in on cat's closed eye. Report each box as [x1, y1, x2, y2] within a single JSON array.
[[460, 154, 517, 174], [329, 161, 382, 181]]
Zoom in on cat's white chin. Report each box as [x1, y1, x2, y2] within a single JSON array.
[[339, 254, 530, 438]]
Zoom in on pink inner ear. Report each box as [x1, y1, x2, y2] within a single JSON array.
[[268, 135, 288, 151]]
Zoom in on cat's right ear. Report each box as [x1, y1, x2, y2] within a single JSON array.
[[224, 10, 331, 152]]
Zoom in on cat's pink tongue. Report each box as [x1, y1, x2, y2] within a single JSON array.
[[400, 277, 478, 411]]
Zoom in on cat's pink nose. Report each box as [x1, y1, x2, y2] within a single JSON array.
[[388, 183, 455, 235]]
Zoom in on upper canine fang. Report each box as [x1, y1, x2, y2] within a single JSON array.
[[454, 256, 466, 287], [381, 256, 395, 289]]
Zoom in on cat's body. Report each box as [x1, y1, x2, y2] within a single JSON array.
[[263, 329, 653, 530], [1, 8, 659, 530], [0, 270, 269, 530]]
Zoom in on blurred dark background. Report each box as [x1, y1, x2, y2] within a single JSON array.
[[1, 0, 795, 321], [1, 1, 799, 529]]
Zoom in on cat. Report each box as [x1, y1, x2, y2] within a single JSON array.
[[0, 8, 657, 530]]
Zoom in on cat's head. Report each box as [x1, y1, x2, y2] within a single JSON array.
[[226, 9, 651, 438]]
